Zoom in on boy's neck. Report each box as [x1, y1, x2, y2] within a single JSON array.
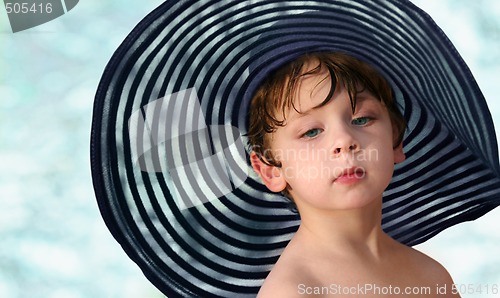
[[293, 196, 394, 261]]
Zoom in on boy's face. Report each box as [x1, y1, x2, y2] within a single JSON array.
[[251, 61, 405, 212]]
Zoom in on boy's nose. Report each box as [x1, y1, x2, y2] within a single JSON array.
[[332, 143, 359, 155], [330, 129, 360, 157]]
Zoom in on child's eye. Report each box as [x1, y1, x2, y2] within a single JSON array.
[[302, 128, 323, 138], [351, 117, 372, 126]]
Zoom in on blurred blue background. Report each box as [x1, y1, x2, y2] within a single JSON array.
[[0, 1, 499, 297]]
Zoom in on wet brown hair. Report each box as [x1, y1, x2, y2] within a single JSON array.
[[247, 52, 406, 168]]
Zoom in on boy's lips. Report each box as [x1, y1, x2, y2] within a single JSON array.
[[333, 167, 366, 184]]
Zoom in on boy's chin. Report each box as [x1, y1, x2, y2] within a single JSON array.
[[293, 193, 383, 212]]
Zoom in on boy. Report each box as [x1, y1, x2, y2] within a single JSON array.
[[92, 1, 500, 296], [248, 52, 460, 297]]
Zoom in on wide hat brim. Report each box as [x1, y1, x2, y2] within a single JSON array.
[[91, 0, 500, 296]]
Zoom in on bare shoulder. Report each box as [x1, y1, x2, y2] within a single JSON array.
[[257, 247, 317, 298], [257, 257, 308, 297], [257, 273, 299, 298], [406, 245, 455, 282], [384, 242, 460, 297], [398, 244, 460, 296]]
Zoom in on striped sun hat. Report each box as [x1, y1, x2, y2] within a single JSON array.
[[91, 0, 500, 296]]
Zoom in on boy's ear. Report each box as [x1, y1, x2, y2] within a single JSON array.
[[393, 141, 405, 164], [249, 151, 287, 192]]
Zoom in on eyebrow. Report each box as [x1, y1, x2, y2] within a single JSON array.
[[289, 92, 377, 120], [355, 92, 373, 101], [287, 107, 314, 123], [354, 92, 380, 107]]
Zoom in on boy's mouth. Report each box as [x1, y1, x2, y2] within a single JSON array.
[[333, 167, 366, 184]]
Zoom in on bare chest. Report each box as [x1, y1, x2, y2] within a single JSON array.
[[298, 257, 437, 298]]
